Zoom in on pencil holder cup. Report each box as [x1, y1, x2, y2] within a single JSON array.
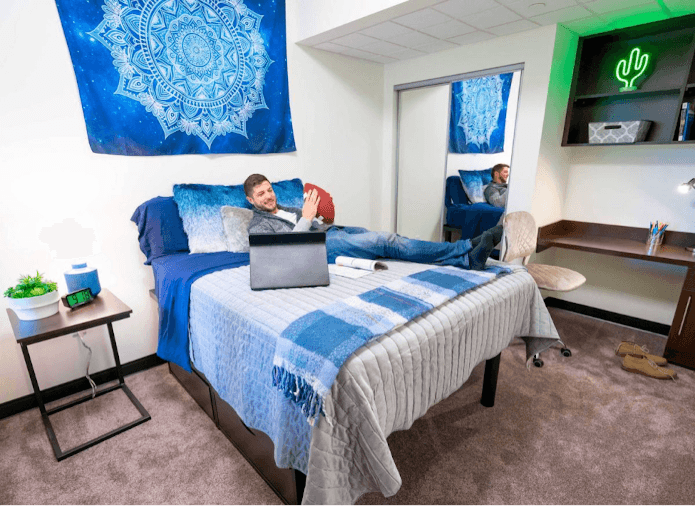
[[646, 234, 663, 255]]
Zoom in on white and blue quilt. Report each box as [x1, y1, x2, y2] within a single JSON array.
[[272, 265, 510, 423]]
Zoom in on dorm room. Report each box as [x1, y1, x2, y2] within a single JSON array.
[[2, 1, 695, 504]]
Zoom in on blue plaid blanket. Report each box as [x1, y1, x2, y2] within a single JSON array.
[[272, 264, 510, 423]]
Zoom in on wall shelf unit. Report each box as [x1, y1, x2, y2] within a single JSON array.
[[563, 14, 695, 146]]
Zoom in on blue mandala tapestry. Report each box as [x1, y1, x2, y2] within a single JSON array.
[[449, 73, 513, 154], [54, 0, 296, 155]]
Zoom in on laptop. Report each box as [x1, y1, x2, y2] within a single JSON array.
[[249, 231, 330, 290]]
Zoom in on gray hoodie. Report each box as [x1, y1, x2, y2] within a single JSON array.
[[248, 205, 330, 234]]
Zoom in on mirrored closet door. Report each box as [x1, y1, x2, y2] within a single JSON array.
[[395, 65, 523, 245]]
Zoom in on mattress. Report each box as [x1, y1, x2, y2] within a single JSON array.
[[187, 260, 559, 504]]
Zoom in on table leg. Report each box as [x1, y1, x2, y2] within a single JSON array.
[[107, 322, 125, 385], [20, 343, 64, 459]]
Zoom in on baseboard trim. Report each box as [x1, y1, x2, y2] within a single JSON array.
[[0, 354, 165, 421], [544, 297, 671, 336]]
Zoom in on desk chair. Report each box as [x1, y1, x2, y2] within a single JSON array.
[[502, 211, 586, 367]]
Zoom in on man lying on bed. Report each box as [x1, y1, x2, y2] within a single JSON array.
[[244, 173, 502, 271]]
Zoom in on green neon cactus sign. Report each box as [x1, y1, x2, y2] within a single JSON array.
[[615, 47, 651, 92]]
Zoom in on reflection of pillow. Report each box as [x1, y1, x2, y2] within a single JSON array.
[[220, 206, 253, 253], [303, 183, 335, 223], [458, 169, 493, 204], [173, 178, 303, 254], [130, 196, 189, 265]]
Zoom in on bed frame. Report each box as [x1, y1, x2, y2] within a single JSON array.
[[167, 355, 501, 504], [152, 285, 502, 504]]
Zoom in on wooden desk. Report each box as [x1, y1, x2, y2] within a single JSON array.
[[537, 221, 695, 370]]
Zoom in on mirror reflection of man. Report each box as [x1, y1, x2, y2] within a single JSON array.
[[484, 164, 509, 208], [244, 174, 502, 271]]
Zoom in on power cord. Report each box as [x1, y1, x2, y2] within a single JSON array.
[[73, 331, 97, 398]]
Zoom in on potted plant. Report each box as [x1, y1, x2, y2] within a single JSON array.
[[4, 271, 60, 321]]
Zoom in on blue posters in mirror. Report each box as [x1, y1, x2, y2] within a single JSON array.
[[449, 72, 512, 154], [54, 0, 296, 155]]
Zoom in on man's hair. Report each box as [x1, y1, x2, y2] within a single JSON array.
[[491, 164, 509, 178], [244, 174, 269, 197]]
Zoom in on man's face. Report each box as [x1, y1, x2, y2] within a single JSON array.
[[247, 180, 277, 213], [496, 166, 509, 184]]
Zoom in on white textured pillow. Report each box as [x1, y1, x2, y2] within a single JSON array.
[[220, 206, 253, 253]]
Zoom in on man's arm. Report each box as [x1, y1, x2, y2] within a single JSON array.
[[484, 184, 507, 208]]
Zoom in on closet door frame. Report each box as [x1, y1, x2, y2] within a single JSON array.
[[393, 63, 525, 237]]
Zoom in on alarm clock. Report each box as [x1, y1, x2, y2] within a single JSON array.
[[62, 287, 95, 309]]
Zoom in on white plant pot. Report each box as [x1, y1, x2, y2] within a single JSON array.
[[6, 291, 60, 321]]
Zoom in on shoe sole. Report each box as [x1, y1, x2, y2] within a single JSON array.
[[616, 352, 668, 367], [621, 364, 677, 380]]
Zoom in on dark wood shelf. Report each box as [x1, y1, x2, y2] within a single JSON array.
[[574, 88, 681, 101], [563, 139, 695, 147], [562, 15, 695, 147]]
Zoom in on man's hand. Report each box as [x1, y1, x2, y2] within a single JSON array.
[[302, 188, 320, 220]]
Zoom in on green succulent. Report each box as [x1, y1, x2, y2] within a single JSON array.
[[4, 271, 58, 299]]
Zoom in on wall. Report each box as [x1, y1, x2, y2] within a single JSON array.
[[447, 71, 522, 177], [379, 24, 560, 232], [0, 1, 385, 404]]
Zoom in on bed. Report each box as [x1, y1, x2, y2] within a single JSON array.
[[131, 181, 561, 505]]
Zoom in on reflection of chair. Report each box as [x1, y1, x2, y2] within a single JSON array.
[[502, 211, 586, 367]]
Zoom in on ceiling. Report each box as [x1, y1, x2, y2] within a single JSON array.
[[303, 0, 695, 64]]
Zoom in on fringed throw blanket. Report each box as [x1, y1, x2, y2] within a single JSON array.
[[272, 264, 511, 423]]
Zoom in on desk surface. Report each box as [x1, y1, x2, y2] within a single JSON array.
[[7, 288, 132, 345], [537, 221, 695, 268]]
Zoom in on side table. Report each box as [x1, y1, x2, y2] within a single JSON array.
[[6, 288, 150, 461]]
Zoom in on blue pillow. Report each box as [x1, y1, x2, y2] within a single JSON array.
[[458, 169, 493, 204], [173, 178, 304, 254], [131, 196, 190, 265]]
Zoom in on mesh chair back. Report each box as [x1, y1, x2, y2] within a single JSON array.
[[502, 211, 537, 264]]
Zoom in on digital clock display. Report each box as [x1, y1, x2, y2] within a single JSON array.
[[63, 288, 94, 309]]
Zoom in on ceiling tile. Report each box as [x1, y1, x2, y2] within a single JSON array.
[[447, 31, 498, 45], [505, 0, 579, 17], [419, 19, 477, 39], [416, 39, 461, 53], [331, 32, 379, 49], [530, 4, 593, 24], [583, 0, 657, 15], [358, 21, 413, 40], [360, 39, 409, 56], [487, 19, 541, 36], [389, 48, 428, 60], [432, 0, 501, 19], [313, 42, 348, 53], [387, 30, 441, 48], [465, 6, 523, 29], [393, 8, 453, 29]]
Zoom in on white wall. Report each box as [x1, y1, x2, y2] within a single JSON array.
[[0, 1, 385, 404], [446, 71, 521, 177], [379, 24, 560, 232]]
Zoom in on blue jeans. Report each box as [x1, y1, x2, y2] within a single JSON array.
[[325, 227, 473, 269]]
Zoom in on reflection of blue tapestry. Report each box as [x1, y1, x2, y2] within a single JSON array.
[[449, 73, 512, 154], [54, 0, 295, 155]]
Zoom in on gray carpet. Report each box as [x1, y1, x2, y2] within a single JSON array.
[[1, 308, 693, 504]]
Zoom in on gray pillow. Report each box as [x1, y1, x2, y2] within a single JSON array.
[[220, 206, 253, 253]]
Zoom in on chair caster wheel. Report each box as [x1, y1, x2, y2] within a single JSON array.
[[561, 348, 572, 357], [533, 358, 544, 368]]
